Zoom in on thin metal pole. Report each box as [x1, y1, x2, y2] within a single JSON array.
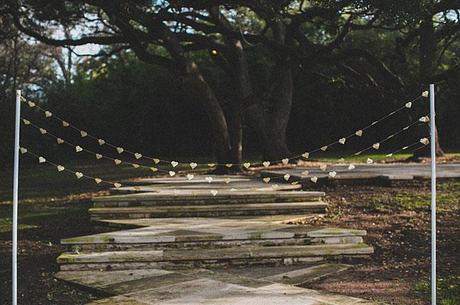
[[12, 90, 21, 305], [429, 84, 436, 305]]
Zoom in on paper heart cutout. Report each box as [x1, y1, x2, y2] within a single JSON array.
[[39, 128, 47, 134], [57, 165, 65, 172], [114, 159, 122, 165], [171, 161, 179, 168], [22, 119, 30, 125], [282, 158, 289, 165], [134, 153, 142, 159], [210, 190, 218, 196], [153, 158, 160, 164], [96, 154, 103, 160], [98, 139, 105, 146], [150, 167, 158, 172], [208, 163, 216, 167], [310, 176, 318, 183], [38, 157, 46, 164], [386, 153, 393, 157], [422, 91, 429, 97], [116, 147, 124, 154], [243, 162, 251, 169], [329, 171, 337, 178], [301, 170, 309, 177], [355, 130, 363, 137], [419, 116, 430, 123], [272, 184, 279, 189], [80, 130, 88, 138], [62, 121, 70, 127], [372, 143, 380, 150], [302, 152, 310, 159], [405, 102, 412, 108], [169, 171, 176, 177], [402, 146, 409, 150], [75, 146, 83, 153], [283, 174, 290, 181], [320, 164, 327, 171], [190, 162, 197, 169], [94, 178, 102, 184], [291, 181, 299, 185], [205, 176, 213, 183], [420, 138, 429, 145], [339, 138, 346, 145], [132, 163, 140, 168], [45, 111, 53, 118], [186, 174, 194, 180], [263, 177, 271, 183], [114, 183, 122, 188], [20, 147, 27, 154], [224, 178, 231, 184], [367, 158, 374, 164], [225, 163, 233, 168], [263, 161, 270, 167], [56, 138, 64, 144], [348, 164, 356, 170], [28, 101, 36, 107], [75, 172, 83, 179]]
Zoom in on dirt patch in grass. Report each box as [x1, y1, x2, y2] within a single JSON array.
[[300, 179, 460, 305]]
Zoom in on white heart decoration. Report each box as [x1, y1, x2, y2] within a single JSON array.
[[355, 130, 363, 137], [22, 119, 30, 125], [134, 153, 142, 159], [62, 121, 70, 127], [367, 158, 374, 164], [80, 130, 88, 138], [329, 171, 337, 178], [98, 139, 105, 146], [114, 183, 122, 188], [310, 176, 318, 183], [186, 174, 194, 180], [96, 154, 103, 160], [57, 165, 65, 172], [75, 146, 83, 153], [348, 164, 356, 170], [302, 152, 310, 159], [224, 178, 231, 184], [56, 138, 64, 144], [20, 147, 28, 154], [320, 164, 327, 171], [283, 174, 290, 181], [320, 146, 328, 151], [39, 128, 47, 134], [38, 157, 46, 164], [405, 102, 412, 108], [339, 138, 346, 145], [420, 138, 429, 145], [114, 159, 122, 165], [208, 163, 216, 167], [422, 91, 429, 97], [372, 143, 380, 150], [263, 177, 271, 183], [171, 161, 179, 168], [28, 101, 36, 107], [243, 162, 251, 169], [132, 163, 140, 168], [301, 170, 309, 177], [45, 111, 53, 118], [419, 116, 430, 123], [263, 161, 270, 167], [205, 176, 213, 183], [386, 153, 393, 157], [282, 158, 289, 165], [116, 147, 124, 154], [94, 178, 102, 184], [190, 162, 198, 169], [75, 172, 83, 179], [226, 163, 233, 168], [169, 171, 176, 177], [150, 167, 158, 172], [291, 181, 299, 185], [210, 190, 218, 196], [153, 158, 160, 164]]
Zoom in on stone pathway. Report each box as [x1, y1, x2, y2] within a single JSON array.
[[56, 175, 379, 304]]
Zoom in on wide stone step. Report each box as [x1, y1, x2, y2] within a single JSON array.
[[58, 243, 373, 271], [89, 202, 328, 220], [93, 191, 326, 207]]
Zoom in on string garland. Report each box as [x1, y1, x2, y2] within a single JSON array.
[[20, 91, 428, 168]]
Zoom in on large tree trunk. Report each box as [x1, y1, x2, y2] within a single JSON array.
[[417, 16, 444, 157]]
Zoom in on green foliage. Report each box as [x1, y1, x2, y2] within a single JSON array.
[[416, 275, 460, 305]]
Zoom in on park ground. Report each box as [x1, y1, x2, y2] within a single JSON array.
[[0, 155, 459, 305]]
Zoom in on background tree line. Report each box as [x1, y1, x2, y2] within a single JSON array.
[[1, 1, 459, 169]]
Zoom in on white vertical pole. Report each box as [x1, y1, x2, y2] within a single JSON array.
[[429, 84, 436, 305], [12, 90, 21, 305]]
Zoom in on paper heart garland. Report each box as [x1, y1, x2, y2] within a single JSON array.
[[20, 147, 27, 154], [320, 164, 327, 171], [116, 147, 124, 154], [328, 171, 337, 178], [114, 183, 122, 188], [132, 163, 140, 168], [419, 116, 430, 123], [282, 158, 289, 165], [210, 190, 218, 196], [310, 176, 318, 183], [339, 138, 346, 145], [208, 163, 216, 167], [169, 171, 176, 177], [205, 176, 213, 183], [405, 102, 412, 108], [62, 121, 70, 127], [150, 167, 158, 172], [38, 157, 46, 163], [263, 161, 270, 167], [420, 138, 429, 145], [96, 154, 103, 160], [367, 158, 374, 164], [94, 178, 102, 184], [98, 139, 106, 146], [226, 163, 233, 168], [56, 138, 64, 144], [283, 174, 290, 181], [224, 178, 231, 184], [190, 162, 197, 169], [28, 101, 36, 107], [75, 146, 83, 153], [263, 177, 271, 183], [22, 119, 30, 125], [422, 91, 429, 97], [39, 128, 47, 134], [243, 162, 251, 169], [302, 152, 310, 159], [372, 143, 380, 150], [57, 165, 65, 172], [45, 111, 53, 118], [153, 158, 160, 164], [171, 161, 179, 168], [320, 146, 328, 151], [114, 159, 122, 165], [348, 164, 356, 170], [301, 170, 309, 177], [75, 172, 83, 179], [134, 153, 142, 160], [186, 174, 194, 180], [80, 130, 88, 138], [355, 130, 363, 137], [291, 181, 299, 185]]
